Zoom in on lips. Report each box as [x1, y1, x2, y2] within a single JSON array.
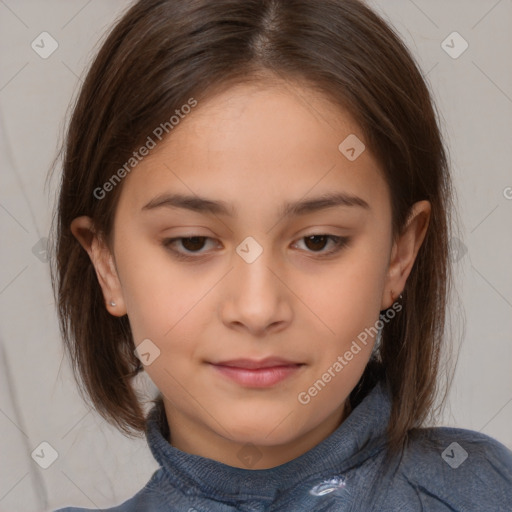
[[208, 358, 305, 387], [209, 357, 304, 369]]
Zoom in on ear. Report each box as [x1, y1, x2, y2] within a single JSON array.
[[70, 216, 127, 317], [381, 200, 431, 310]]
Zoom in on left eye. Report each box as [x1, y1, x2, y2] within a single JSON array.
[[293, 234, 349, 255], [162, 234, 350, 260]]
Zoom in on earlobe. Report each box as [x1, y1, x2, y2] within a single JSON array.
[[381, 200, 431, 310], [70, 216, 127, 316]]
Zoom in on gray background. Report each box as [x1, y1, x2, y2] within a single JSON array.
[[1, 0, 511, 510]]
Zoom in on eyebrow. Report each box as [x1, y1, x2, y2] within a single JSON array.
[[141, 191, 370, 217]]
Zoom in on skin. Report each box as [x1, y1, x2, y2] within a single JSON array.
[[71, 77, 430, 469]]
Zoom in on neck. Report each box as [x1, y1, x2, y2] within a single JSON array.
[[163, 399, 351, 469]]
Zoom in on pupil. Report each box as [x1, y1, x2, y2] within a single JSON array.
[[183, 237, 205, 251], [306, 235, 327, 251]]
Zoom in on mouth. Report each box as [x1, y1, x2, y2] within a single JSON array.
[[207, 357, 305, 387], [208, 357, 305, 369]]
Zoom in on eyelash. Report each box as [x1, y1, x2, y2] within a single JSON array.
[[161, 234, 351, 261]]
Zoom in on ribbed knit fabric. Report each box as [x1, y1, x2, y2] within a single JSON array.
[[56, 379, 512, 511]]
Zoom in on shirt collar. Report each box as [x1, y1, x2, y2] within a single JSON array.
[[145, 379, 391, 500]]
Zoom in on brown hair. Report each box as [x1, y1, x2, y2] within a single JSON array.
[[49, 0, 455, 453]]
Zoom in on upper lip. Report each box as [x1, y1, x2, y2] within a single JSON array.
[[209, 357, 304, 369]]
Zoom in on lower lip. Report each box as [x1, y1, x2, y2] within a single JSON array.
[[209, 364, 303, 387]]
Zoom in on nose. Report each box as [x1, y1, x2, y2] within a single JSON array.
[[219, 240, 292, 337]]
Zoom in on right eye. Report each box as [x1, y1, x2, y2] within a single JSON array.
[[162, 236, 220, 260]]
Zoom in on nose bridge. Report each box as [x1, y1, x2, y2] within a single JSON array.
[[235, 234, 280, 301], [222, 234, 290, 333]]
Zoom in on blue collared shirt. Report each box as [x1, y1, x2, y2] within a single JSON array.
[[56, 380, 512, 511]]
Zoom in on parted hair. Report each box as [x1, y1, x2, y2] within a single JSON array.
[[50, 0, 455, 453]]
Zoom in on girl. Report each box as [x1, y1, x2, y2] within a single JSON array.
[[51, 0, 512, 510]]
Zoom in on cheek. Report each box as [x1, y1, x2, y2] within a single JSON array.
[[125, 277, 202, 347], [121, 254, 206, 390], [115, 237, 200, 342], [295, 251, 387, 412], [303, 247, 389, 345]]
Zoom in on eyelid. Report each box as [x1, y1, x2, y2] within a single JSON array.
[[161, 233, 351, 260], [292, 234, 350, 255]]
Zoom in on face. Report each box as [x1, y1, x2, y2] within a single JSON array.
[[72, 78, 430, 469]]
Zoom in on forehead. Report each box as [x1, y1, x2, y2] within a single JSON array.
[[115, 80, 390, 221]]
